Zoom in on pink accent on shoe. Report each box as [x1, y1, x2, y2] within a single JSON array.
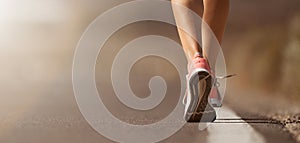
[[188, 54, 211, 75], [210, 85, 219, 98]]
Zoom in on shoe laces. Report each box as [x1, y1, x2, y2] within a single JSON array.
[[214, 74, 237, 87]]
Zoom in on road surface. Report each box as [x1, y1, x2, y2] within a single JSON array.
[[0, 85, 296, 143]]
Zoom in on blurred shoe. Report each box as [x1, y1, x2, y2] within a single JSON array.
[[183, 53, 216, 122], [209, 72, 222, 107], [209, 84, 222, 107], [209, 74, 237, 107]]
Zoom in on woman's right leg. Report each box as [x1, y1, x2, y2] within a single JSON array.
[[171, 0, 216, 122], [171, 0, 204, 62]]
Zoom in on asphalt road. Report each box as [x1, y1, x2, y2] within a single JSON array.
[[0, 85, 297, 143]]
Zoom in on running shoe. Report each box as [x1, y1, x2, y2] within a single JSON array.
[[209, 72, 222, 107], [183, 53, 216, 122], [209, 74, 237, 107], [209, 85, 222, 107]]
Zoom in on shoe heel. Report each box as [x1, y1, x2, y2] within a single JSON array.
[[186, 71, 216, 123]]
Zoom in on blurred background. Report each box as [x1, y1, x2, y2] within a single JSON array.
[[226, 0, 300, 100], [0, 0, 299, 142]]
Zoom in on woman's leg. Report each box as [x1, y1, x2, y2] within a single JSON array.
[[202, 0, 230, 69], [171, 0, 204, 61], [203, 0, 229, 44]]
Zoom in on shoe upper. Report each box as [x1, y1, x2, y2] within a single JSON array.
[[188, 54, 211, 75]]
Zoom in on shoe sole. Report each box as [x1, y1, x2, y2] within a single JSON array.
[[185, 69, 216, 122]]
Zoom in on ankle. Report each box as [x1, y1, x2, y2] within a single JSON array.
[[193, 52, 203, 58]]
